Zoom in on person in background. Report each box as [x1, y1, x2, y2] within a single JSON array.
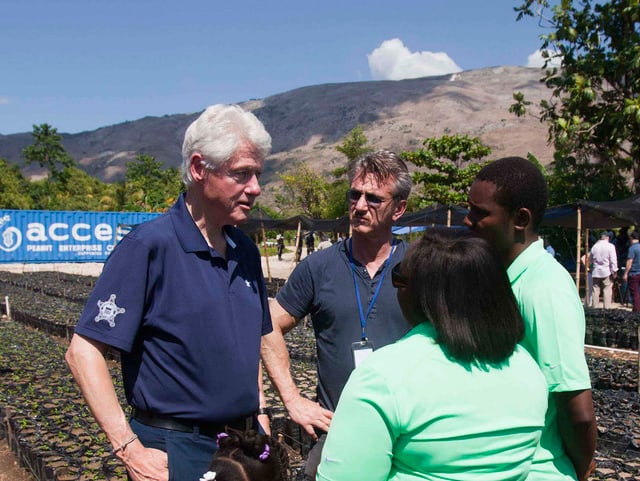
[[624, 230, 640, 312], [615, 227, 631, 304], [200, 429, 288, 481], [465, 156, 596, 481], [276, 232, 285, 261], [544, 237, 556, 257], [317, 235, 333, 250], [65, 104, 273, 481], [590, 231, 618, 308], [615, 227, 630, 269], [261, 150, 412, 481], [305, 231, 315, 256], [317, 229, 548, 481]]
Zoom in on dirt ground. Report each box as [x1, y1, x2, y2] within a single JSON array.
[[0, 441, 32, 481], [0, 250, 302, 481], [585, 345, 639, 362], [1, 347, 637, 481]]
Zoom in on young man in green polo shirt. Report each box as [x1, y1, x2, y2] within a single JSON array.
[[464, 156, 596, 481]]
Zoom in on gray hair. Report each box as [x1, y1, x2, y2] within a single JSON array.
[[181, 104, 272, 187], [347, 149, 412, 199]]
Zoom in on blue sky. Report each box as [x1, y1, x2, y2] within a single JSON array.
[[1, 1, 554, 135]]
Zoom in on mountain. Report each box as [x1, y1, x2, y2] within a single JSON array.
[[0, 66, 553, 204]]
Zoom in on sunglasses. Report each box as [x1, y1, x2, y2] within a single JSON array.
[[347, 189, 394, 207], [391, 262, 408, 288]]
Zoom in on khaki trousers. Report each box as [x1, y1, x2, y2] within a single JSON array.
[[592, 275, 613, 308]]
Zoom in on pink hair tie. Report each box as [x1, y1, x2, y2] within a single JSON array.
[[258, 443, 270, 462], [216, 432, 229, 447]]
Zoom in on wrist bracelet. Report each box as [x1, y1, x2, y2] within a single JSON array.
[[113, 434, 138, 455], [256, 407, 272, 419]]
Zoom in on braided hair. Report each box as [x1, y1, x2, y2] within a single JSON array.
[[200, 429, 289, 481]]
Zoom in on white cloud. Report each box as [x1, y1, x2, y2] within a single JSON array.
[[0, 97, 8, 105], [526, 49, 563, 68], [368, 38, 462, 81]]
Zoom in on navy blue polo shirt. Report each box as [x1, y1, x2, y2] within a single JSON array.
[[75, 193, 272, 423], [276, 239, 410, 411]]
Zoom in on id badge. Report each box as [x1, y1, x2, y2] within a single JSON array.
[[351, 340, 374, 368]]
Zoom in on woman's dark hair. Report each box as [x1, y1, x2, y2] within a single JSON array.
[[402, 228, 524, 364], [208, 429, 289, 481]]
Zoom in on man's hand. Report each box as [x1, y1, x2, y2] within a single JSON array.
[[284, 395, 333, 439], [118, 440, 169, 481]]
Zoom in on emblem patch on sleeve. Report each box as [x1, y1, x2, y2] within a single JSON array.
[[94, 294, 126, 328]]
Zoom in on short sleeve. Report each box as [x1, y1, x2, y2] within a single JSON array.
[[518, 279, 591, 393], [275, 259, 315, 319], [74, 236, 151, 352]]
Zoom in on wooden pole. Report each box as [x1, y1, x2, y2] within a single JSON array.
[[447, 208, 451, 227], [575, 207, 582, 291], [295, 221, 302, 264], [261, 222, 271, 282], [584, 228, 590, 307], [4, 296, 10, 320]]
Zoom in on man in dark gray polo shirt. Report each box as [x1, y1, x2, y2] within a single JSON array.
[[261, 150, 412, 480]]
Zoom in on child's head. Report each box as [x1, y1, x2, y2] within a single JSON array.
[[200, 429, 288, 481]]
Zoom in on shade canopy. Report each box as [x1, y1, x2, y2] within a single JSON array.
[[240, 204, 469, 236], [542, 194, 640, 229], [394, 204, 468, 227]]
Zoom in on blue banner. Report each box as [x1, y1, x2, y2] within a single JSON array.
[[0, 210, 161, 263]]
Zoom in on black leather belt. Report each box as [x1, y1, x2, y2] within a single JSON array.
[[131, 408, 254, 438]]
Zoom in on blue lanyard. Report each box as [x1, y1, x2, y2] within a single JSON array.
[[349, 238, 396, 341]]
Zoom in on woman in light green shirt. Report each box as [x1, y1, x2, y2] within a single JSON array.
[[317, 229, 548, 481]]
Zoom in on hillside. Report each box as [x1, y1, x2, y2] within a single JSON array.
[[0, 66, 553, 204]]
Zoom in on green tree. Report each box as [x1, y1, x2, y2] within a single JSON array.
[[22, 123, 75, 181], [513, 0, 640, 194], [24, 166, 114, 211], [321, 166, 351, 219], [123, 154, 182, 211], [250, 203, 280, 220], [28, 177, 59, 210], [547, 152, 631, 205], [0, 159, 34, 209], [324, 178, 350, 219], [55, 167, 120, 211], [336, 126, 372, 161], [329, 126, 374, 217], [401, 134, 492, 207], [276, 162, 328, 218]]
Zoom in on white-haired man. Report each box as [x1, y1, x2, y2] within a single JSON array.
[[66, 105, 273, 481]]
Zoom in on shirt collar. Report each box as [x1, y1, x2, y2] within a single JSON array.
[[170, 193, 238, 254], [507, 237, 544, 284], [408, 321, 438, 340]]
